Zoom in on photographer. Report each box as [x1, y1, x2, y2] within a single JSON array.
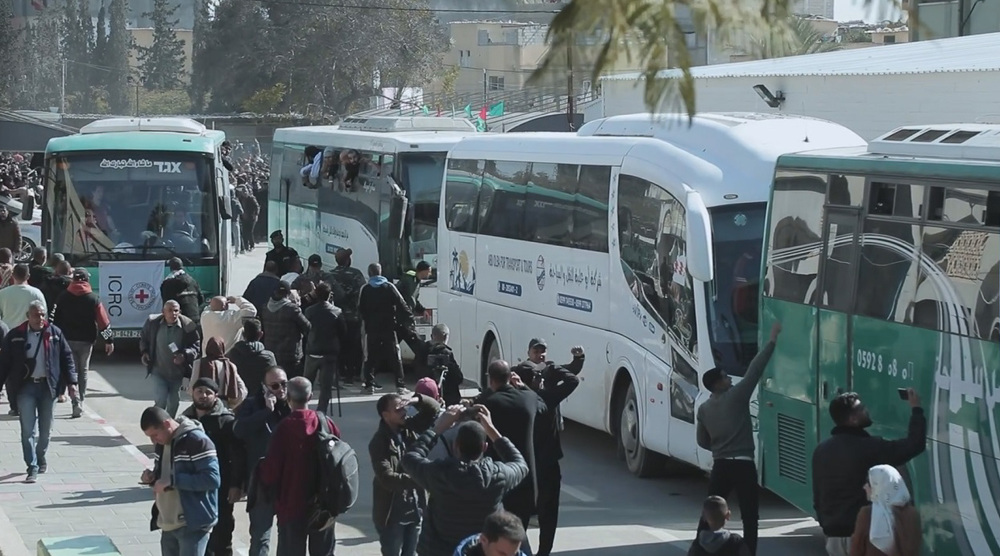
[[425, 324, 464, 406]]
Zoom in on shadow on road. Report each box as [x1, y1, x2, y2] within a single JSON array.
[[49, 435, 130, 448], [36, 487, 152, 508]]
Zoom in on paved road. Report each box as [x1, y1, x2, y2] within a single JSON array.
[[0, 246, 827, 555]]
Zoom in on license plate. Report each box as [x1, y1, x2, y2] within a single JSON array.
[[112, 329, 142, 339]]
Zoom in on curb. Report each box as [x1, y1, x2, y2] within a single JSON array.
[[0, 493, 31, 556]]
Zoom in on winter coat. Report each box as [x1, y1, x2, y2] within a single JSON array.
[[259, 409, 341, 525], [368, 395, 440, 530], [160, 270, 204, 322], [191, 337, 248, 408], [139, 314, 201, 379], [51, 281, 113, 344], [181, 398, 246, 492], [812, 409, 927, 537], [303, 300, 346, 357], [227, 340, 276, 392], [402, 431, 529, 556], [0, 320, 77, 399], [260, 297, 310, 363], [358, 276, 411, 346], [0, 218, 21, 254], [243, 272, 281, 313], [149, 416, 221, 531], [232, 390, 291, 493]]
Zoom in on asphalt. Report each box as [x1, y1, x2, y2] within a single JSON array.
[[0, 244, 827, 556]]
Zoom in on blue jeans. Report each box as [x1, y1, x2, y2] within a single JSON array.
[[377, 521, 419, 556], [276, 520, 335, 556], [18, 381, 55, 472], [160, 526, 212, 556], [248, 496, 275, 556], [151, 373, 184, 418]]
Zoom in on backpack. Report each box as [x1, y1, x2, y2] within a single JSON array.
[[309, 411, 359, 526]]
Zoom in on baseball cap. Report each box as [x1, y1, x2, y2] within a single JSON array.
[[191, 377, 220, 393], [334, 248, 353, 264], [528, 338, 548, 351], [414, 377, 440, 400], [308, 254, 323, 267], [274, 280, 292, 297], [71, 268, 90, 282]]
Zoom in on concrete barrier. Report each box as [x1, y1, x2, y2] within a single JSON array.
[[36, 536, 121, 556]]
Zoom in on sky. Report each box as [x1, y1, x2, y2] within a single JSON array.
[[834, 0, 905, 22]]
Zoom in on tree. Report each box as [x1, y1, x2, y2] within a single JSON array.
[[11, 9, 64, 110], [532, 0, 900, 115], [188, 0, 210, 111], [94, 1, 108, 69], [741, 16, 842, 60], [106, 0, 130, 113], [136, 0, 186, 90], [0, 0, 17, 104], [242, 83, 286, 114]]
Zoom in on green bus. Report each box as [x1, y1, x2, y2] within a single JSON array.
[[44, 117, 235, 336], [759, 124, 1000, 554]]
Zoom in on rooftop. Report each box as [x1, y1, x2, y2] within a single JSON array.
[[603, 31, 1000, 81]]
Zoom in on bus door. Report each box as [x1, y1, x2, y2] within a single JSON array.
[[815, 207, 862, 435]]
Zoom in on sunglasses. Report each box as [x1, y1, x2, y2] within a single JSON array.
[[268, 380, 288, 391]]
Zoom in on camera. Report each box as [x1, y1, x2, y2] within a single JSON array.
[[460, 407, 481, 421], [427, 353, 450, 370]]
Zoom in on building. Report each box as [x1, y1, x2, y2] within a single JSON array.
[[869, 25, 910, 44], [792, 0, 835, 19], [911, 0, 1000, 40], [129, 28, 194, 84], [597, 32, 1000, 141], [11, 0, 199, 29]]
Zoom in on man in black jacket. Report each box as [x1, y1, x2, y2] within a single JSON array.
[[811, 389, 926, 556], [402, 405, 529, 556], [51, 268, 114, 418], [160, 257, 204, 322], [227, 319, 277, 391], [27, 247, 52, 289], [329, 248, 365, 385], [511, 340, 584, 556], [264, 230, 299, 276], [368, 392, 441, 556], [358, 263, 411, 394], [182, 377, 246, 556], [303, 281, 346, 414], [259, 281, 310, 377], [233, 366, 292, 556], [474, 360, 547, 540], [424, 324, 463, 406]]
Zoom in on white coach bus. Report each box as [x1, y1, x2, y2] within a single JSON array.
[[437, 113, 865, 476]]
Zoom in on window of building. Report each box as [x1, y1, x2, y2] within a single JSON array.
[[478, 29, 490, 45], [763, 171, 827, 304], [618, 174, 696, 354], [488, 75, 505, 91], [883, 34, 896, 44]]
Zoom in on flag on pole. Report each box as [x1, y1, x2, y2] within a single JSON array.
[[479, 106, 488, 121], [463, 104, 473, 119], [487, 101, 505, 118], [421, 105, 430, 115], [452, 104, 457, 117], [475, 118, 486, 132]]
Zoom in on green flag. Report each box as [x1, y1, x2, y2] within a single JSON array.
[[464, 104, 473, 119], [475, 117, 486, 132], [487, 101, 505, 118], [421, 105, 430, 115]]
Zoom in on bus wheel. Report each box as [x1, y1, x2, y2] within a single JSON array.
[[619, 382, 664, 478], [481, 335, 501, 389]]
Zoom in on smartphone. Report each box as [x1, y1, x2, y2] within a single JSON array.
[[168, 342, 179, 353], [897, 388, 909, 400]]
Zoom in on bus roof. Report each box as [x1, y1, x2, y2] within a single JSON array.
[[448, 117, 867, 208], [778, 146, 1000, 182], [273, 125, 478, 154], [46, 129, 225, 154]]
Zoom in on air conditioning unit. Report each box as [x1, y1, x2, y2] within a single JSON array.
[[80, 117, 207, 135]]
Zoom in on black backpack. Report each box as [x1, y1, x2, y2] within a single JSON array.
[[308, 411, 359, 528]]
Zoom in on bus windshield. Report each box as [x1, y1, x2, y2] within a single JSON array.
[[399, 152, 446, 268], [706, 203, 767, 376], [46, 152, 218, 264]]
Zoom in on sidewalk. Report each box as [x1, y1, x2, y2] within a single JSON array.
[[0, 400, 161, 556]]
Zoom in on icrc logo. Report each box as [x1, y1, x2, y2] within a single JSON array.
[[128, 282, 158, 311], [536, 255, 546, 291]]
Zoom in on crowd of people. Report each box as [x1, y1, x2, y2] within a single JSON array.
[[221, 142, 271, 254]]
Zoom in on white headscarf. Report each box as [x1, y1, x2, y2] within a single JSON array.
[[868, 464, 911, 554]]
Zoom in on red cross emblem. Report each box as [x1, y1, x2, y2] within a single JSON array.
[[673, 259, 685, 275], [134, 289, 150, 303]]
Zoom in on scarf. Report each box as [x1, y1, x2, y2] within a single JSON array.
[[868, 464, 911, 554], [197, 337, 243, 404]]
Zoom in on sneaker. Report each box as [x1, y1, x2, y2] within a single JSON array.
[[24, 470, 38, 483], [71, 405, 83, 419], [8, 408, 18, 417], [396, 383, 410, 395], [38, 464, 47, 474]]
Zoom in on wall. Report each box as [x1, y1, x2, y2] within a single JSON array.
[[600, 71, 1000, 140]]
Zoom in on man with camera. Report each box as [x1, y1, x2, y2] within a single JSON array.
[[511, 339, 585, 556], [424, 324, 464, 406]]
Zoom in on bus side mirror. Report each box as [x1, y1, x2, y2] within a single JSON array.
[[686, 191, 714, 282]]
